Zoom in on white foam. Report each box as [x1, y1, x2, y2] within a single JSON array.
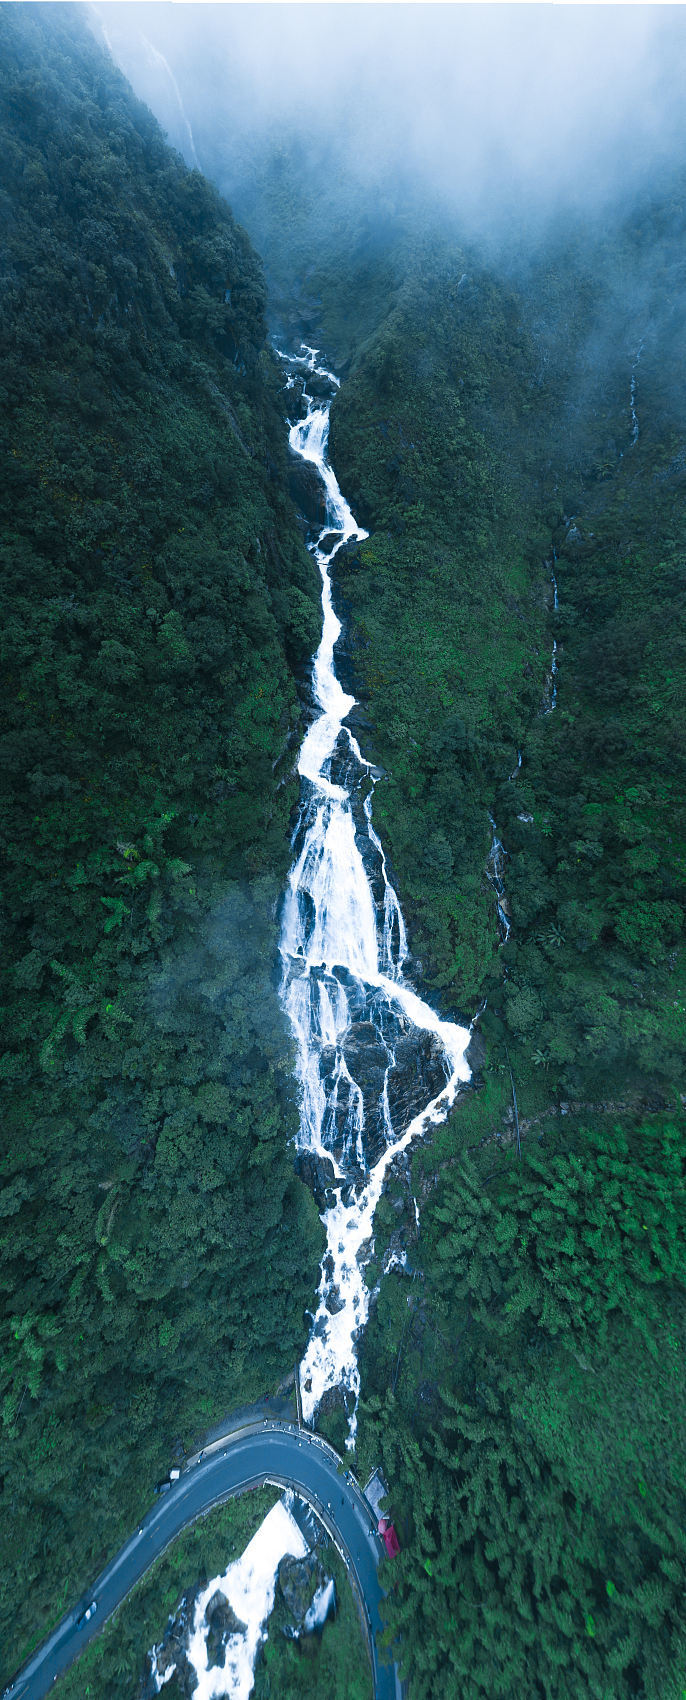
[[304, 1577, 336, 1632], [177, 1501, 307, 1700], [278, 346, 472, 1441]]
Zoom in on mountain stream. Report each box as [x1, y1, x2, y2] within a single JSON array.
[[152, 343, 473, 1700], [278, 347, 472, 1440]]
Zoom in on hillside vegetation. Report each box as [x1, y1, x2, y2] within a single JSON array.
[[320, 202, 686, 1700], [2, 8, 685, 1698], [0, 6, 323, 1678]]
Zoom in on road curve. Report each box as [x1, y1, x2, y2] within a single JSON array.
[[5, 1421, 399, 1700]]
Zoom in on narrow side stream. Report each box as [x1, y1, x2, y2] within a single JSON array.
[[278, 346, 472, 1440]]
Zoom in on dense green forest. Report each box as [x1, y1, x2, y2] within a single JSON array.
[[329, 217, 686, 1099], [2, 6, 686, 1699], [359, 1107, 685, 1699], [216, 112, 686, 1697], [0, 5, 323, 1682], [318, 180, 686, 1699]]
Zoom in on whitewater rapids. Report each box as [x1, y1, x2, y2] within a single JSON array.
[[278, 346, 472, 1443]]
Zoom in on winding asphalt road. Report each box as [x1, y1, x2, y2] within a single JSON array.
[[5, 1421, 400, 1700]]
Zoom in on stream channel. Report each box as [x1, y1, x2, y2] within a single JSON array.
[[279, 345, 472, 1438]]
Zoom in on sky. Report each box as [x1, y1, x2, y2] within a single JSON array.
[[91, 3, 686, 234]]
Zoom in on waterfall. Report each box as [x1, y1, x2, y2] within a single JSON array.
[[140, 34, 200, 166], [486, 814, 512, 944], [629, 337, 645, 446], [278, 346, 472, 1442], [542, 556, 558, 715]]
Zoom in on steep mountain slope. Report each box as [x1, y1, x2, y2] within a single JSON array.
[[321, 201, 686, 1700], [329, 212, 686, 1103], [209, 122, 686, 1692], [0, 4, 322, 1676], [144, 77, 686, 1695], [3, 7, 685, 1696]]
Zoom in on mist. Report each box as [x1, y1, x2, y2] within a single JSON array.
[[92, 2, 686, 242]]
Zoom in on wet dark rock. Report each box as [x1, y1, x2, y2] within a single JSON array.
[[154, 1641, 176, 1678], [318, 999, 455, 1172], [321, 966, 368, 1021], [279, 372, 306, 408], [294, 1149, 338, 1210], [205, 1589, 246, 1668], [276, 1552, 328, 1635], [306, 374, 336, 401], [466, 1027, 487, 1072], [164, 1651, 199, 1698], [328, 735, 366, 795], [342, 1021, 390, 1090], [334, 536, 364, 571], [317, 1382, 348, 1420], [386, 1029, 449, 1133], [289, 457, 327, 528], [143, 1582, 204, 1699], [344, 702, 376, 734], [325, 1283, 345, 1315], [145, 1602, 203, 1700]]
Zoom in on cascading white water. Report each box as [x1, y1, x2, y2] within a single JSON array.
[[140, 33, 200, 165], [542, 557, 558, 715], [278, 346, 471, 1443], [629, 337, 645, 446], [486, 815, 512, 944]]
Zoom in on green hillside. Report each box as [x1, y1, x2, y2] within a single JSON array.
[[0, 5, 322, 1677], [320, 198, 686, 1700], [2, 7, 685, 1698]]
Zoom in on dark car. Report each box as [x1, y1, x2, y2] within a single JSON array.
[[77, 1600, 97, 1629]]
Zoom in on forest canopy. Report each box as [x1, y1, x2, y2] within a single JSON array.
[[0, 4, 322, 1679]]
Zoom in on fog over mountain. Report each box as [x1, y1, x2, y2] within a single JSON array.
[[92, 2, 686, 238]]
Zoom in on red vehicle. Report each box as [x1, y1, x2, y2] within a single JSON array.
[[378, 1517, 400, 1559]]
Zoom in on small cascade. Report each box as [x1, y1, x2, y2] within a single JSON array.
[[618, 337, 645, 461], [542, 556, 559, 714], [278, 345, 472, 1441], [629, 337, 645, 447], [547, 640, 558, 713], [486, 814, 511, 944], [139, 34, 200, 165]]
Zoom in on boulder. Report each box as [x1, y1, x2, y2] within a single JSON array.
[[317, 1382, 349, 1422], [325, 1283, 345, 1315], [387, 1029, 449, 1131], [205, 1588, 246, 1668], [277, 1553, 325, 1631], [288, 457, 327, 528], [294, 1148, 338, 1210], [465, 1027, 487, 1072], [155, 1641, 176, 1677]]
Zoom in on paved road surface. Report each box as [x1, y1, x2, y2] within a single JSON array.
[[5, 1422, 400, 1700]]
